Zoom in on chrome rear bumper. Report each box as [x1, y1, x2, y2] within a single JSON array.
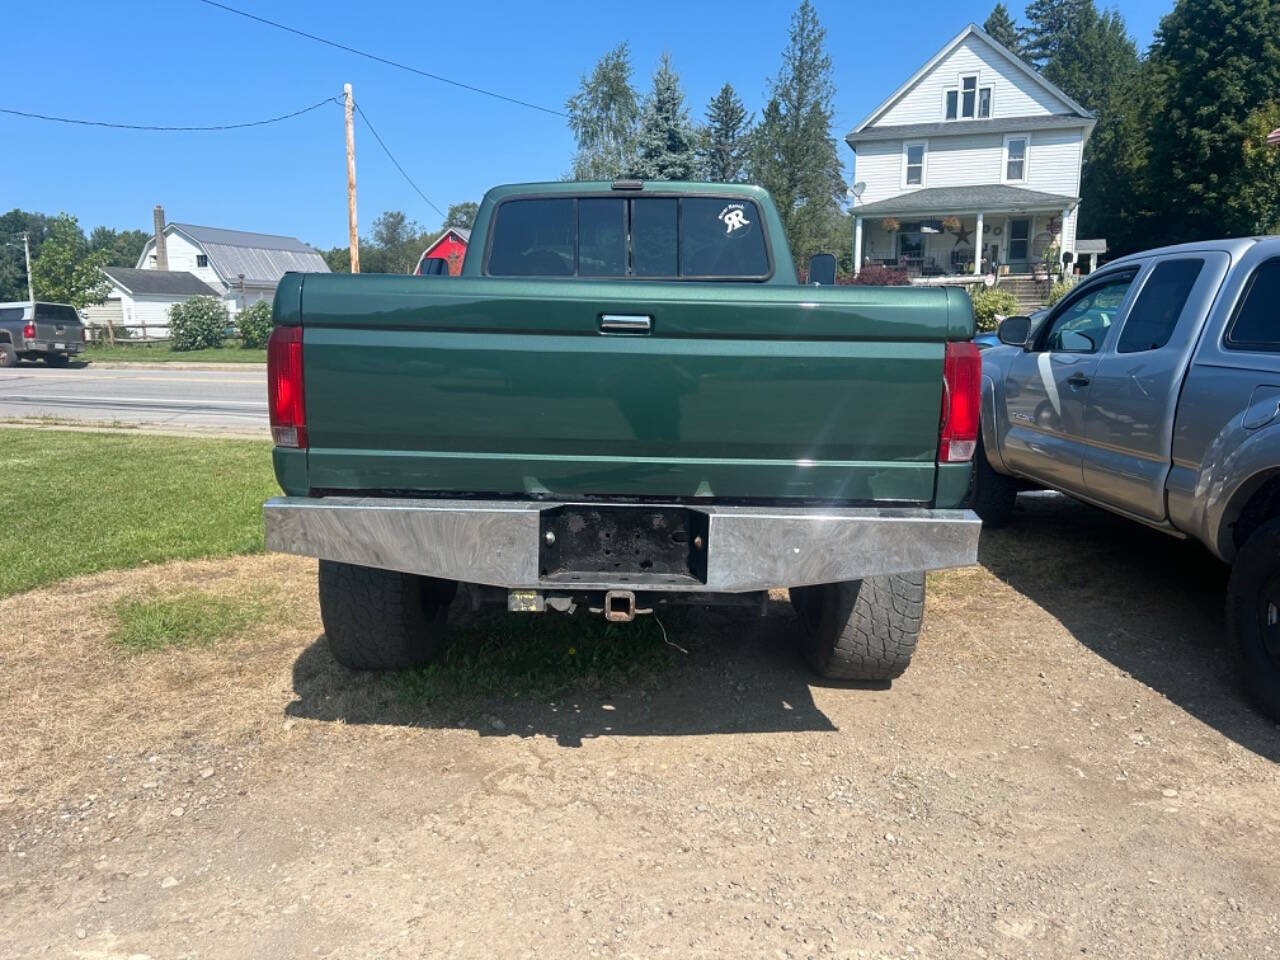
[[263, 496, 980, 593]]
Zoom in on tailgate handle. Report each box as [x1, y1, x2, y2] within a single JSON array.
[[599, 314, 652, 335]]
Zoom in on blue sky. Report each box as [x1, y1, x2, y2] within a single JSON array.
[[5, 0, 1170, 250]]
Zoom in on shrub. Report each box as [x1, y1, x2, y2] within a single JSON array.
[[1047, 277, 1075, 306], [970, 287, 1020, 332], [841, 265, 911, 286], [237, 300, 274, 349], [168, 296, 228, 352]]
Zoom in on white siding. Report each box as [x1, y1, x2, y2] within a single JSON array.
[[1024, 129, 1082, 197], [925, 134, 1003, 188], [854, 140, 906, 200], [137, 231, 226, 291], [875, 34, 1070, 126]]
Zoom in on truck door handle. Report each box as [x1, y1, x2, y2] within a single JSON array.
[[1067, 372, 1091, 387], [599, 314, 652, 335]]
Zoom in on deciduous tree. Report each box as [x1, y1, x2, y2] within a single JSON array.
[[566, 43, 641, 181], [88, 226, 150, 268], [443, 202, 478, 231], [30, 213, 110, 309]]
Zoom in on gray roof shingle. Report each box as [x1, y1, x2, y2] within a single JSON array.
[[852, 185, 1077, 217], [169, 223, 330, 284], [848, 113, 1091, 145], [103, 267, 220, 297]]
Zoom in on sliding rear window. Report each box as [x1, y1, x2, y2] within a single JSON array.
[[485, 195, 770, 280]]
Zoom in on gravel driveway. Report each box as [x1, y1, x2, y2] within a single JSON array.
[[2, 494, 1278, 959]]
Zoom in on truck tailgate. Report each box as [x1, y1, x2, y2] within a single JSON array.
[[288, 274, 968, 504]]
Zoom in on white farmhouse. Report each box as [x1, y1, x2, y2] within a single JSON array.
[[135, 205, 329, 314], [847, 23, 1097, 283], [82, 267, 220, 339]]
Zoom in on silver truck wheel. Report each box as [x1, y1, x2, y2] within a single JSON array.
[[971, 434, 1017, 527], [0, 344, 15, 368], [318, 560, 456, 670], [1226, 517, 1280, 721], [791, 573, 925, 681]]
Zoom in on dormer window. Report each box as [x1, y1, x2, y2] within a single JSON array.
[[945, 74, 992, 120]]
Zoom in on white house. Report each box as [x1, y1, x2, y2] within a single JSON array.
[[82, 267, 220, 339], [135, 205, 329, 314], [847, 23, 1096, 279]]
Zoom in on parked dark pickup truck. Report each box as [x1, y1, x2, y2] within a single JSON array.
[[263, 181, 981, 683], [0, 301, 85, 367]]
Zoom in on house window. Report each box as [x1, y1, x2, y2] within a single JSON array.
[[903, 141, 927, 187], [944, 74, 992, 120], [1004, 135, 1028, 182], [196, 254, 208, 268]]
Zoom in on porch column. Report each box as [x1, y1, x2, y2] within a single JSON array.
[[973, 212, 984, 276], [1061, 206, 1072, 269], [853, 217, 864, 277]]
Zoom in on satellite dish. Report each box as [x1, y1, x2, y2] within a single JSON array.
[[850, 182, 866, 199]]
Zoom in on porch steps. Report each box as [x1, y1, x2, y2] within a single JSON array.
[[998, 276, 1049, 313]]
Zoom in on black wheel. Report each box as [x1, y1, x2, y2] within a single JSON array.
[[971, 433, 1018, 527], [790, 573, 925, 681], [318, 560, 457, 670], [0, 344, 15, 368], [45, 352, 69, 367], [1226, 517, 1280, 720]]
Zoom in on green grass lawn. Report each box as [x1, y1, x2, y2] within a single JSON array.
[[108, 589, 274, 652], [0, 429, 278, 597], [83, 340, 266, 364]]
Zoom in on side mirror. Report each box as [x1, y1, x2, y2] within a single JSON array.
[[997, 314, 1033, 347], [808, 253, 837, 286]]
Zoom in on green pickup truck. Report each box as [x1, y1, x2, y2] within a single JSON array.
[[264, 180, 981, 683]]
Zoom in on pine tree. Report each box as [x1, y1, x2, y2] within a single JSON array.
[[1146, 0, 1280, 244], [983, 3, 1023, 55], [749, 1, 846, 266], [701, 84, 753, 183], [566, 43, 641, 181], [632, 53, 699, 181]]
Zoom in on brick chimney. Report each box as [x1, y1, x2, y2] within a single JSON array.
[[152, 204, 168, 271]]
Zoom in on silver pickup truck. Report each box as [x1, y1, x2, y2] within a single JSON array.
[[974, 236, 1280, 717], [0, 301, 86, 367]]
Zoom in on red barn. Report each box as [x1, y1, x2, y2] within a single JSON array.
[[414, 228, 470, 276]]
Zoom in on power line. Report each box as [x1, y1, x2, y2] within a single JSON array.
[[195, 0, 566, 118], [353, 101, 446, 220], [0, 95, 342, 132]]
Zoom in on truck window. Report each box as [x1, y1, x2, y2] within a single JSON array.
[[680, 197, 769, 278], [487, 198, 575, 277], [578, 199, 626, 277], [1225, 258, 1280, 351], [631, 198, 677, 277], [1041, 273, 1135, 354], [34, 304, 80, 324], [486, 195, 769, 279], [1116, 258, 1204, 353]]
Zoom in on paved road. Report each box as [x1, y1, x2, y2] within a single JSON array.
[[0, 363, 267, 433]]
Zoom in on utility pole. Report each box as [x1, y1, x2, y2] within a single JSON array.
[[344, 83, 360, 273], [22, 232, 34, 304]]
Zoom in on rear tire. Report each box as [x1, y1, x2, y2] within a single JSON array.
[[0, 344, 15, 368], [45, 353, 69, 367], [318, 560, 457, 670], [790, 573, 925, 681], [1226, 518, 1280, 720], [971, 434, 1018, 527]]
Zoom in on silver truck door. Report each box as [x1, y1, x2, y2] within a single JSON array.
[[1001, 270, 1139, 494], [1082, 253, 1230, 521]]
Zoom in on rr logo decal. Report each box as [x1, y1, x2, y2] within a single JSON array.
[[718, 204, 750, 235]]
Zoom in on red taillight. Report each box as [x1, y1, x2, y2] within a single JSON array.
[[267, 325, 307, 449], [23, 323, 35, 339], [939, 341, 981, 463]]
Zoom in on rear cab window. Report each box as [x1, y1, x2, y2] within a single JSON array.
[[1225, 258, 1280, 352], [1116, 258, 1204, 353], [485, 194, 771, 280]]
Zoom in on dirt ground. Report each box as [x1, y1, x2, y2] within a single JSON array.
[[3, 493, 1279, 959]]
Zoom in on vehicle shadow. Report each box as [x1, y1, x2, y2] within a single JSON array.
[[980, 492, 1280, 761], [284, 602, 844, 747]]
